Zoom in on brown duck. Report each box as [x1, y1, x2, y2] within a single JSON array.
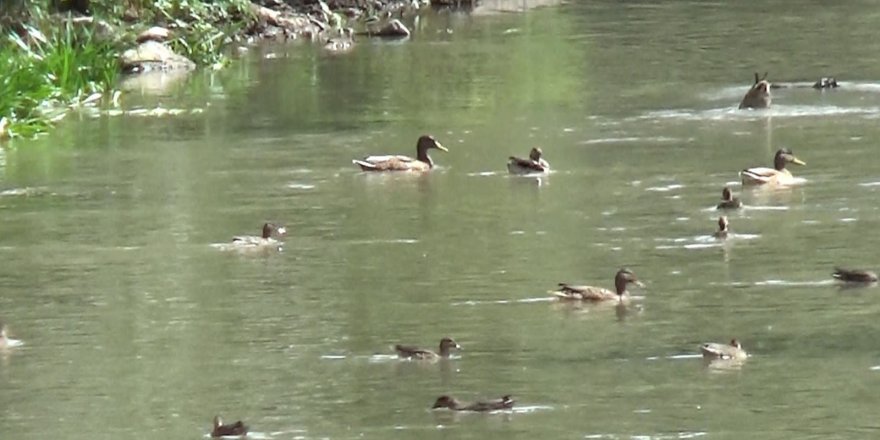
[[832, 267, 878, 283], [716, 187, 742, 210], [739, 72, 771, 109], [700, 339, 748, 360], [352, 135, 447, 172], [740, 148, 806, 186], [553, 268, 644, 302], [507, 147, 550, 174], [231, 223, 287, 247], [713, 216, 730, 239], [431, 395, 515, 412], [395, 337, 460, 360], [211, 415, 247, 437]]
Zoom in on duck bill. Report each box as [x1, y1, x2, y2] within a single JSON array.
[[791, 157, 806, 166], [634, 280, 645, 288], [434, 142, 448, 153]]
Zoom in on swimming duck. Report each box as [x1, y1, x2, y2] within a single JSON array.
[[323, 28, 354, 52], [713, 216, 730, 239], [0, 323, 23, 348], [700, 339, 748, 360], [395, 337, 460, 360], [832, 267, 879, 283], [230, 223, 286, 248], [507, 147, 550, 175], [431, 395, 515, 412], [211, 415, 247, 437], [740, 148, 806, 186], [352, 135, 447, 172], [553, 268, 644, 302], [716, 187, 742, 210], [739, 72, 771, 109]]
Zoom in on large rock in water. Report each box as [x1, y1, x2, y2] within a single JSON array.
[[120, 40, 195, 74]]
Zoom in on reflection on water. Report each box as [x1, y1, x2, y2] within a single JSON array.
[[3, 1, 880, 439]]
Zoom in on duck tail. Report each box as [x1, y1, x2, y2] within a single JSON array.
[[352, 159, 377, 170]]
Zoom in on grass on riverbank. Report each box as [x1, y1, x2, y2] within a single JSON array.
[[1, 18, 119, 139], [0, 0, 253, 141]]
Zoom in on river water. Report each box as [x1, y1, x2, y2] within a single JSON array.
[[2, 1, 880, 439]]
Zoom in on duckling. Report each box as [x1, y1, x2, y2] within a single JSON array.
[[0, 323, 23, 348], [713, 216, 730, 239], [700, 339, 748, 360], [395, 337, 460, 360], [740, 148, 806, 186], [716, 187, 742, 210], [230, 223, 286, 248], [832, 267, 879, 283], [431, 395, 515, 412], [323, 27, 354, 52], [507, 147, 550, 175], [352, 135, 447, 172], [553, 268, 644, 302], [739, 72, 771, 109], [211, 415, 247, 437]]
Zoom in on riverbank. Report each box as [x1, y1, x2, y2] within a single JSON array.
[[1, 0, 454, 141]]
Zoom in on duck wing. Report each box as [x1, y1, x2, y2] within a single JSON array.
[[394, 344, 437, 359], [740, 167, 778, 185], [553, 284, 617, 301], [463, 395, 515, 412], [507, 156, 547, 174], [353, 155, 423, 171]]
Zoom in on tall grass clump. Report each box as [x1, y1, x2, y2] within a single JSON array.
[[1, 17, 119, 138]]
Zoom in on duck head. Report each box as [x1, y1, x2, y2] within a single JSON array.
[[729, 339, 742, 349], [721, 187, 733, 201], [261, 223, 287, 239], [773, 148, 806, 171], [439, 337, 461, 351], [717, 216, 730, 232], [528, 147, 544, 161], [415, 135, 447, 165], [614, 268, 644, 295], [432, 395, 461, 410]]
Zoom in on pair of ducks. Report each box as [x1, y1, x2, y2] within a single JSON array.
[[351, 135, 551, 175], [739, 72, 840, 110]]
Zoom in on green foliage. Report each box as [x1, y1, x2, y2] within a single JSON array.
[[0, 0, 255, 139], [1, 18, 119, 139]]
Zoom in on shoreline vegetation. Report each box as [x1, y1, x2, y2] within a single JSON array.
[[0, 0, 474, 141]]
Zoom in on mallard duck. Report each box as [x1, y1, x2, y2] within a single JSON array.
[[0, 323, 23, 349], [832, 267, 879, 283], [395, 337, 460, 360], [716, 187, 742, 210], [231, 223, 286, 248], [323, 28, 354, 52], [553, 268, 644, 302], [211, 415, 247, 437], [739, 72, 771, 109], [700, 339, 748, 360], [507, 147, 550, 175], [740, 148, 806, 186], [352, 135, 447, 172], [431, 395, 515, 412], [713, 216, 730, 239]]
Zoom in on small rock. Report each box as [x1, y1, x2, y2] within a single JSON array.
[[136, 26, 171, 43], [120, 40, 195, 74]]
